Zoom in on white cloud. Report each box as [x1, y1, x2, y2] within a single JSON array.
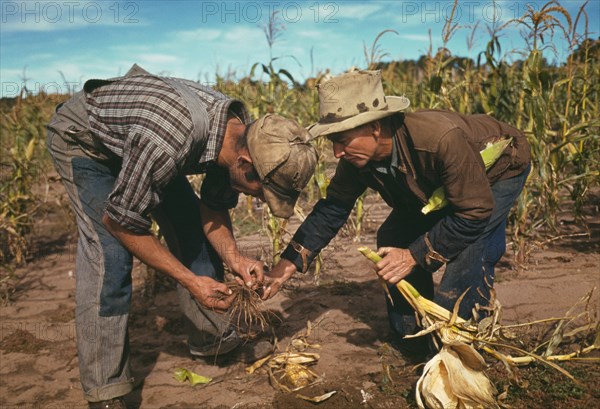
[[334, 4, 383, 20], [222, 26, 265, 44], [399, 34, 430, 42], [298, 30, 324, 39], [137, 53, 180, 64], [172, 28, 222, 43]]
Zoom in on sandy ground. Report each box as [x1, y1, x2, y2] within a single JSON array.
[[1, 177, 599, 409]]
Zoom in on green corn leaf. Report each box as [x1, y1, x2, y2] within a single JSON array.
[[173, 368, 212, 386]]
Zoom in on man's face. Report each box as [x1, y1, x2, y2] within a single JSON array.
[[228, 159, 266, 201], [327, 123, 378, 168]]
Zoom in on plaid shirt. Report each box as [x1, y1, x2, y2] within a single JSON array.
[[85, 75, 250, 233]]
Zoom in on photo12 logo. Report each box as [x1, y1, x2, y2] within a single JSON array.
[[1, 1, 140, 25], [399, 1, 543, 24], [200, 2, 339, 24]]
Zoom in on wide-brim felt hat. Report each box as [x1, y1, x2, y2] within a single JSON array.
[[308, 70, 410, 138]]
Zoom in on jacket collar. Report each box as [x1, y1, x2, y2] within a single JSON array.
[[391, 114, 417, 179]]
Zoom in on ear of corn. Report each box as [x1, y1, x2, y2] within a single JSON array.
[[480, 138, 513, 168], [421, 138, 513, 215]]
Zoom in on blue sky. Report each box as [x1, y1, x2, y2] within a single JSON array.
[[1, 0, 597, 97]]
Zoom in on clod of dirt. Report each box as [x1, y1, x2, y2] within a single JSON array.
[[1, 329, 48, 354]]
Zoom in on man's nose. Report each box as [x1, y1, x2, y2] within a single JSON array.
[[333, 142, 345, 159]]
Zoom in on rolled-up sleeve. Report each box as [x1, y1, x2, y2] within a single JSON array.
[[105, 131, 178, 234]]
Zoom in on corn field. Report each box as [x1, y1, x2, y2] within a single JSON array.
[[1, 0, 598, 287]]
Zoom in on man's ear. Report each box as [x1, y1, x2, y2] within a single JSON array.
[[237, 153, 253, 168], [371, 121, 381, 138], [237, 154, 260, 182]]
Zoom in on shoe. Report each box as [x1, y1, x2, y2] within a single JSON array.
[[88, 397, 128, 409], [189, 329, 241, 357], [221, 339, 274, 363]]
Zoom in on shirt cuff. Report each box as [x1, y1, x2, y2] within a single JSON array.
[[281, 241, 313, 274], [409, 233, 449, 273], [105, 202, 152, 234]]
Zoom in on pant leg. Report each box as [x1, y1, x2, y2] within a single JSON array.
[[152, 177, 235, 353], [435, 167, 530, 319], [46, 129, 134, 402], [377, 210, 437, 339]]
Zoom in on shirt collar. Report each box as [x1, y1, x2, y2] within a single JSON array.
[[391, 115, 411, 175], [368, 118, 404, 177], [198, 99, 250, 165]]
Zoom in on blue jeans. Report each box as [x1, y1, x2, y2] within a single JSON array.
[[377, 167, 530, 341], [47, 128, 230, 402]]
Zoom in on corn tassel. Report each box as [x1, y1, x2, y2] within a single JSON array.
[[421, 138, 513, 215]]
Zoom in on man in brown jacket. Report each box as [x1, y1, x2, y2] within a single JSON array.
[[263, 70, 530, 358]]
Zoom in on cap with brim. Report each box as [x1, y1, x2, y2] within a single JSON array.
[[307, 70, 410, 138], [247, 114, 317, 218]]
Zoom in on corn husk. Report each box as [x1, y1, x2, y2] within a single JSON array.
[[296, 391, 337, 403], [247, 321, 323, 392], [422, 138, 513, 214], [416, 343, 498, 409]]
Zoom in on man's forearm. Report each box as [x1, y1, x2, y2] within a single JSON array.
[[280, 197, 352, 272], [199, 201, 240, 267], [102, 214, 197, 289]]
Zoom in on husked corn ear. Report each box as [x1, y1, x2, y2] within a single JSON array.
[[421, 138, 513, 215], [421, 187, 448, 215], [480, 137, 513, 168], [282, 363, 316, 388]]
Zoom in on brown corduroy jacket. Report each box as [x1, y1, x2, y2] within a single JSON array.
[[327, 110, 531, 221]]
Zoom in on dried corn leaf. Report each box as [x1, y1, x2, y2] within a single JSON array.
[[246, 354, 273, 374], [296, 391, 337, 403], [448, 342, 487, 371], [269, 352, 320, 365]]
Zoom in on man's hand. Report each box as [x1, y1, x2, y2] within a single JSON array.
[[261, 259, 297, 300], [102, 214, 236, 312], [375, 247, 417, 285], [227, 254, 265, 289], [186, 275, 235, 312]]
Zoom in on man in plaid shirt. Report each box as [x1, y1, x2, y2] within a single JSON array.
[[47, 64, 316, 408]]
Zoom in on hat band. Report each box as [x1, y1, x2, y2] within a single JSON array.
[[264, 177, 298, 197], [319, 105, 390, 124]]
